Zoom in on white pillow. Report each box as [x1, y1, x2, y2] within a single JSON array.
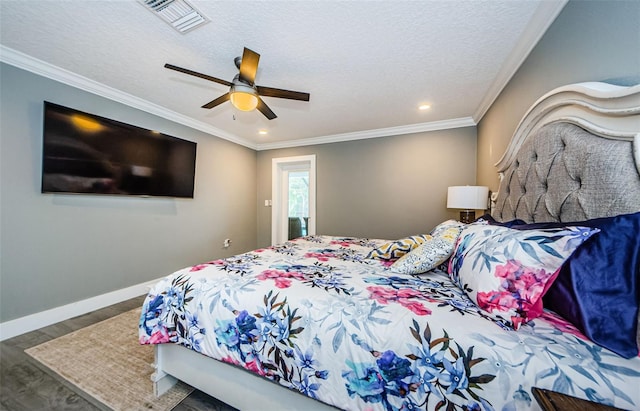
[[391, 224, 464, 274], [430, 219, 465, 237]]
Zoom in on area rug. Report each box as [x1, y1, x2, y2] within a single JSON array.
[[25, 308, 193, 410]]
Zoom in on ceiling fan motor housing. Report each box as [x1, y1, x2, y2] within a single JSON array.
[[234, 56, 243, 70]]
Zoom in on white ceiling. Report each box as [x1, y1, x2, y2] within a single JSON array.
[[0, 0, 567, 150]]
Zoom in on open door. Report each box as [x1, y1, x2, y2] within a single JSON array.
[[272, 155, 316, 245]]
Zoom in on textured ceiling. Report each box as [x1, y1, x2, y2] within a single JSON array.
[[0, 0, 566, 150]]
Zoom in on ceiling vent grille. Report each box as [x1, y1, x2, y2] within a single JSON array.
[[139, 0, 209, 34]]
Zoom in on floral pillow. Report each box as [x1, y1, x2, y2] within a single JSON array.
[[448, 223, 599, 329], [367, 234, 430, 260], [391, 225, 464, 274]]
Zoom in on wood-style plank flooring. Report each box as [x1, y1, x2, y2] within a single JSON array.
[[0, 296, 237, 411]]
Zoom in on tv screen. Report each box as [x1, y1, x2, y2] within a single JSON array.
[[41, 102, 197, 198]]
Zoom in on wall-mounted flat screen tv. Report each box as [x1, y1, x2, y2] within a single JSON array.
[[42, 102, 197, 198]]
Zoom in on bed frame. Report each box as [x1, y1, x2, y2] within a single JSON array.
[[151, 81, 640, 410], [493, 82, 640, 222]]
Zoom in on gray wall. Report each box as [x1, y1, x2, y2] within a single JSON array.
[[257, 128, 478, 248], [0, 64, 257, 322], [477, 0, 640, 191]]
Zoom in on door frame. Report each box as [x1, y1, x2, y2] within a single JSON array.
[[271, 155, 316, 245]]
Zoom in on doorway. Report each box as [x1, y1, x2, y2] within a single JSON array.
[[272, 155, 316, 245]]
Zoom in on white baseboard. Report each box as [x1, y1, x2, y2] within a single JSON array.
[[0, 278, 162, 341]]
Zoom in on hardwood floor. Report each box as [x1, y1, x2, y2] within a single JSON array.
[[0, 296, 237, 411]]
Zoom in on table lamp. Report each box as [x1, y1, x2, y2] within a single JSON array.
[[447, 186, 489, 224]]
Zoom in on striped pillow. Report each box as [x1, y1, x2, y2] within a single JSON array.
[[367, 234, 431, 260]]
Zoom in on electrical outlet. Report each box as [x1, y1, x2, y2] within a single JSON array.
[[223, 238, 231, 248]]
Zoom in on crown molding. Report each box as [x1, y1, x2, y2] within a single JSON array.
[[472, 0, 568, 123], [256, 117, 476, 150], [0, 45, 477, 151], [2, 45, 485, 152], [0, 45, 258, 150]]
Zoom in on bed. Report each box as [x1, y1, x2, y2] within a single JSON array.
[[139, 81, 640, 411]]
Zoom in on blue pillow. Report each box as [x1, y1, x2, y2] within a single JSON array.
[[496, 212, 640, 358]]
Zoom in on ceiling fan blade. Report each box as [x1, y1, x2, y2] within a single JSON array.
[[165, 63, 232, 87], [257, 98, 277, 120], [257, 86, 310, 101], [202, 93, 230, 109], [238, 48, 260, 85]]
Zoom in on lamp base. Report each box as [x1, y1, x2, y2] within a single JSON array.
[[459, 210, 476, 224]]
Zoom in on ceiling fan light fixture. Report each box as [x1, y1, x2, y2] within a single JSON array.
[[230, 84, 259, 111], [165, 47, 309, 119]]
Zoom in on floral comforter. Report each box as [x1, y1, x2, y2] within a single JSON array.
[[139, 235, 640, 411]]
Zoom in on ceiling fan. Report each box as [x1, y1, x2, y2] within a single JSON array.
[[165, 47, 310, 120]]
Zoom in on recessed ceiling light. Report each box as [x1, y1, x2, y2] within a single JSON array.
[[418, 104, 431, 111], [258, 129, 268, 135]]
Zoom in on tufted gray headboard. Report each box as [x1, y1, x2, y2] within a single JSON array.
[[493, 82, 640, 223]]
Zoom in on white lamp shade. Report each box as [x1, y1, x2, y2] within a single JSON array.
[[230, 91, 259, 111], [230, 82, 259, 111], [447, 186, 489, 210]]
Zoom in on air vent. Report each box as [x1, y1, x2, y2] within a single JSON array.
[[139, 0, 209, 34]]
